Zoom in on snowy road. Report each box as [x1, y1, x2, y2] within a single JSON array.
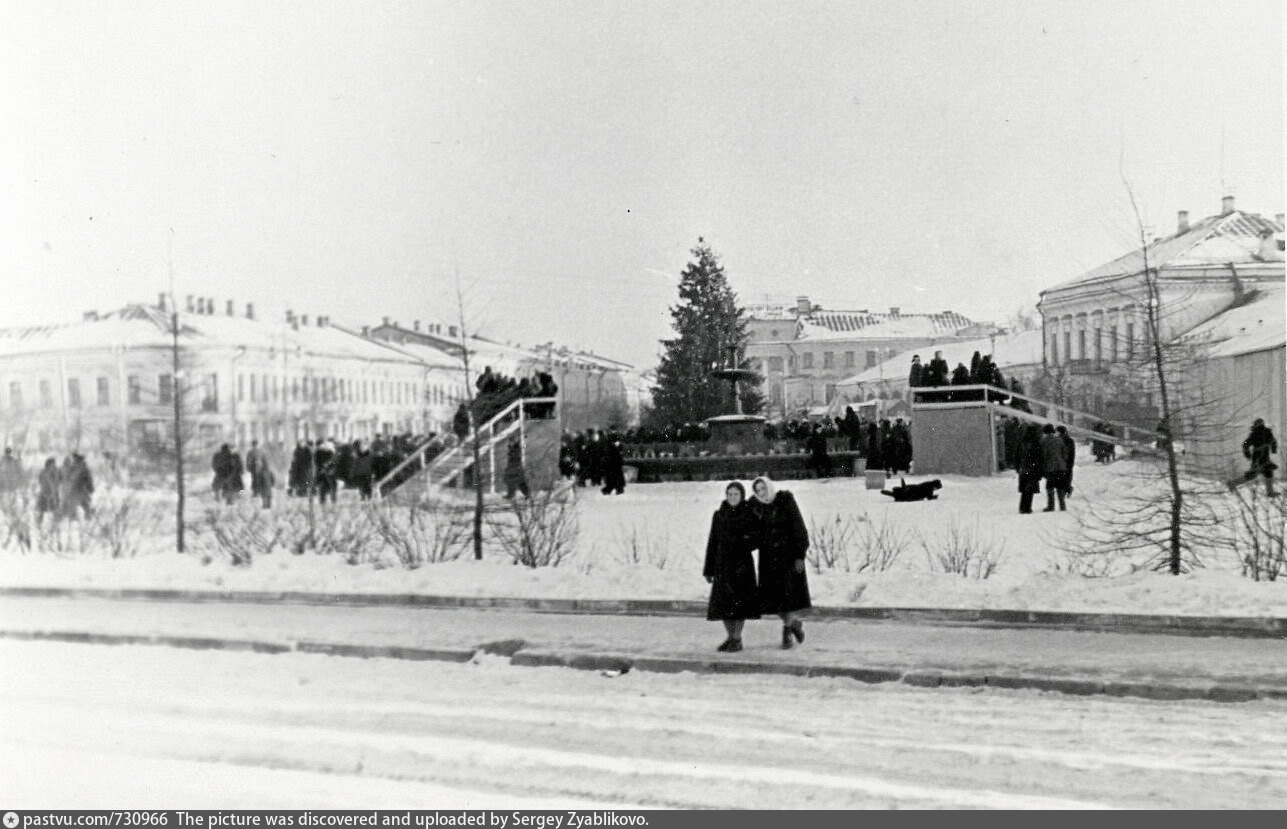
[[3, 641, 1285, 809]]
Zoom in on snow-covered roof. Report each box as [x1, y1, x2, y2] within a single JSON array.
[[0, 303, 453, 367], [799, 310, 976, 342], [1045, 209, 1285, 294], [1179, 284, 1286, 359], [835, 329, 1045, 388]]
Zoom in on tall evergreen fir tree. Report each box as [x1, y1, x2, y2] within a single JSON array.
[[650, 239, 763, 427]]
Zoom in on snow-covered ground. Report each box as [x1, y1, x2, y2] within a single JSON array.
[[1, 453, 1284, 617], [3, 640, 1285, 808]]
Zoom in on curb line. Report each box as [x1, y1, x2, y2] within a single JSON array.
[[3, 586, 1285, 639], [3, 628, 1282, 706]]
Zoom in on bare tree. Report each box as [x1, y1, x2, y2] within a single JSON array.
[[453, 264, 485, 561]]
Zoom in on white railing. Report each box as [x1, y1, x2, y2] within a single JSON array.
[[910, 383, 1159, 448], [374, 396, 557, 498]]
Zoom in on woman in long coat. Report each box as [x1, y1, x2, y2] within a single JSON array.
[[750, 476, 811, 649], [703, 481, 761, 652]]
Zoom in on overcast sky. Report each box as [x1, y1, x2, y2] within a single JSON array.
[[1, 0, 1281, 368]]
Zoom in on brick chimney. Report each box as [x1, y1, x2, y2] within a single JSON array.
[[245, 303, 255, 320], [1221, 195, 1236, 215], [185, 295, 195, 313], [448, 325, 458, 338], [889, 306, 900, 317], [361, 325, 370, 337], [225, 299, 235, 317], [382, 316, 391, 327], [1177, 210, 1189, 234], [795, 296, 811, 315], [413, 320, 421, 332]]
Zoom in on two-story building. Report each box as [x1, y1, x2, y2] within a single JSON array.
[[1036, 196, 1284, 429], [744, 296, 993, 417]]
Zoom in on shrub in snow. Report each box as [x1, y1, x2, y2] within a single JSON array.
[[917, 516, 1005, 580], [808, 512, 910, 574], [609, 521, 671, 570], [1228, 488, 1286, 582], [198, 504, 286, 566], [84, 492, 168, 559], [485, 489, 580, 568], [366, 500, 471, 569], [0, 491, 34, 552]]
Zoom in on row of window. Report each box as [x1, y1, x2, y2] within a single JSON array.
[[1048, 323, 1140, 365], [760, 350, 880, 374], [1, 373, 463, 413]]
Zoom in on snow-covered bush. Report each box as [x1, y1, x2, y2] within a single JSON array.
[[85, 492, 168, 559], [367, 500, 471, 568], [198, 504, 285, 566], [1229, 488, 1286, 582], [486, 489, 579, 568], [918, 516, 1005, 580], [609, 521, 671, 570]]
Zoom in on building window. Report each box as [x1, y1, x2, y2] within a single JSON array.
[[96, 377, 110, 406], [67, 379, 81, 409], [1077, 330, 1086, 361], [1049, 335, 1058, 365], [1109, 327, 1118, 362], [201, 374, 219, 413], [801, 353, 814, 370], [128, 376, 141, 405], [39, 379, 52, 408], [767, 356, 784, 372], [8, 381, 20, 410], [238, 374, 245, 403], [1062, 332, 1071, 365], [866, 351, 879, 369], [1125, 322, 1135, 360], [1093, 328, 1102, 366], [159, 374, 174, 405], [823, 352, 834, 369], [844, 351, 855, 368]]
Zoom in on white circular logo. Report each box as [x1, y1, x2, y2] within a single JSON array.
[[3, 812, 19, 829]]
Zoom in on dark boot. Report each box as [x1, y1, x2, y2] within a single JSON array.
[[781, 627, 794, 650], [791, 619, 805, 644]]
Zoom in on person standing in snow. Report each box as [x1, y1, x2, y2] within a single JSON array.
[[703, 481, 761, 653], [751, 476, 811, 650]]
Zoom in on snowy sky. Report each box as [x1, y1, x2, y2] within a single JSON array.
[[1, 0, 1281, 368]]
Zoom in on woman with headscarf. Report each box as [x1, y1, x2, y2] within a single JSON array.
[[750, 476, 811, 649], [702, 481, 761, 652]]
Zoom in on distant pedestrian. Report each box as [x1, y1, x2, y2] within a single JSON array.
[[805, 425, 832, 478], [703, 481, 761, 653], [1239, 418, 1278, 496], [1016, 424, 1043, 515], [600, 433, 626, 495], [1057, 425, 1076, 499], [1040, 424, 1068, 512], [36, 457, 60, 524], [750, 476, 811, 649], [252, 455, 276, 509], [503, 437, 530, 500], [211, 444, 243, 505]]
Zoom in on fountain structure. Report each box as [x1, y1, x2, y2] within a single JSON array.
[[705, 345, 768, 455]]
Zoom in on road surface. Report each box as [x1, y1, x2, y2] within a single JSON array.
[[3, 638, 1286, 808]]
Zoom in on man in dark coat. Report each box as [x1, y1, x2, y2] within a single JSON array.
[[1040, 424, 1068, 511], [805, 425, 832, 478], [1057, 425, 1076, 499], [750, 476, 810, 650], [704, 481, 761, 652], [0, 447, 22, 493], [503, 437, 530, 499], [926, 350, 949, 387], [842, 406, 862, 450], [600, 433, 626, 495], [313, 440, 337, 505], [907, 355, 922, 388], [289, 441, 310, 497], [889, 419, 912, 474], [452, 402, 471, 443], [211, 444, 243, 505], [865, 421, 883, 471], [1016, 424, 1044, 514], [1240, 418, 1279, 496], [36, 457, 60, 524]]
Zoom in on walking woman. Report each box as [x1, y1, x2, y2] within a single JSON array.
[[750, 476, 811, 649], [703, 481, 761, 652]]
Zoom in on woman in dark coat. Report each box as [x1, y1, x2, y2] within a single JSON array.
[[750, 476, 811, 649], [1016, 424, 1044, 514], [703, 481, 761, 652]]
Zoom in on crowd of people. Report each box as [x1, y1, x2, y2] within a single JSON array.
[[559, 428, 628, 495], [908, 350, 1031, 407], [1012, 423, 1076, 514], [0, 448, 96, 524], [471, 367, 558, 426]]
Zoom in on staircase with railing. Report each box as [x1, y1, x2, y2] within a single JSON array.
[[912, 383, 1162, 450], [375, 397, 558, 500]]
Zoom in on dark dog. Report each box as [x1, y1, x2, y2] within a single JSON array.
[[881, 478, 943, 502]]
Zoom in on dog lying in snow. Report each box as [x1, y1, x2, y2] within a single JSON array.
[[881, 478, 944, 502]]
